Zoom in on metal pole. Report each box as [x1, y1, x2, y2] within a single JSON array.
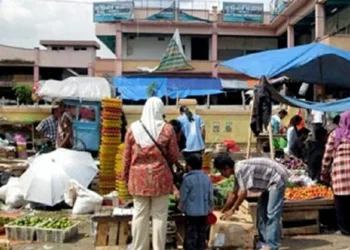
[[206, 94, 210, 109], [176, 91, 179, 107], [241, 90, 246, 110]]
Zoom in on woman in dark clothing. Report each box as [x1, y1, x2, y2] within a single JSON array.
[[306, 127, 328, 182]]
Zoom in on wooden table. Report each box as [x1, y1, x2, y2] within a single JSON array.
[[248, 198, 334, 236], [91, 208, 185, 249]]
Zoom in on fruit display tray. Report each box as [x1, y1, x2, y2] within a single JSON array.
[[35, 223, 79, 243], [5, 225, 36, 241]]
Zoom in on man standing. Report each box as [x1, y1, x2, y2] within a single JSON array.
[[214, 155, 290, 250], [36, 107, 59, 146], [271, 109, 288, 135], [311, 109, 325, 140]]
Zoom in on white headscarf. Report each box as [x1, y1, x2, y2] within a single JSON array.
[[131, 97, 166, 148]]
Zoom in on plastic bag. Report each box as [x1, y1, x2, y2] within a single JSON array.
[[0, 185, 7, 201], [64, 180, 102, 215], [5, 177, 25, 208]]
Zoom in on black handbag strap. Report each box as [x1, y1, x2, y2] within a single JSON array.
[[139, 121, 175, 174]]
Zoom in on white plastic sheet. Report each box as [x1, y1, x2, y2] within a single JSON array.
[[38, 77, 111, 101]]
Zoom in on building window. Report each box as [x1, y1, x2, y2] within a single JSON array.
[[52, 46, 65, 51], [74, 47, 87, 51], [218, 49, 244, 60]]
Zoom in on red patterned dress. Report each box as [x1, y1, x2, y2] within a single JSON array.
[[122, 123, 179, 197], [321, 131, 350, 195]]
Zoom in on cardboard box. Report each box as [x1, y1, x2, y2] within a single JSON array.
[[209, 211, 255, 250]]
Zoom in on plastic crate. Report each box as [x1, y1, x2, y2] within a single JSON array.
[[5, 225, 36, 241], [35, 223, 78, 243]]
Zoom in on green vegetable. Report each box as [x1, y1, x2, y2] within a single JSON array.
[[0, 217, 14, 227], [9, 216, 45, 227]]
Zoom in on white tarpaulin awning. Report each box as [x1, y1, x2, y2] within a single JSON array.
[[38, 76, 111, 101], [221, 79, 249, 90]]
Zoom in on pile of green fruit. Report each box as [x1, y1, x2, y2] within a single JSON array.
[[9, 216, 45, 227], [0, 217, 14, 227], [38, 217, 74, 229], [213, 176, 235, 208]]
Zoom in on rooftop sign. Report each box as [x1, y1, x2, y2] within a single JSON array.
[[93, 1, 134, 22], [223, 2, 264, 23]]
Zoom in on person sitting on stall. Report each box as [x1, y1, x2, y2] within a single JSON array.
[[36, 107, 59, 148], [271, 109, 288, 135], [179, 153, 213, 250], [285, 115, 303, 155], [289, 127, 310, 160], [56, 103, 74, 149], [214, 154, 290, 250], [306, 127, 328, 182]]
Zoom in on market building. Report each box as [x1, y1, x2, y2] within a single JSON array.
[[0, 40, 99, 99], [94, 0, 350, 79]]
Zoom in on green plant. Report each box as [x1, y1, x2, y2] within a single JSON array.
[[12, 84, 33, 104], [147, 82, 157, 97]]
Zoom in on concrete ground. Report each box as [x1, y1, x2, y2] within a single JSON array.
[[10, 220, 350, 250]]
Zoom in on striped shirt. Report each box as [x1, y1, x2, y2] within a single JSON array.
[[235, 158, 290, 191], [36, 116, 57, 143], [321, 131, 350, 195]]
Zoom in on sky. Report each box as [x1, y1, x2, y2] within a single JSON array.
[[0, 0, 272, 58]]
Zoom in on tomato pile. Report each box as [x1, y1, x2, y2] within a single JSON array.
[[285, 185, 333, 200]]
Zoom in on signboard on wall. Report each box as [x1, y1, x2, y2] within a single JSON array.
[[223, 2, 264, 23], [269, 0, 293, 21], [93, 1, 134, 22]]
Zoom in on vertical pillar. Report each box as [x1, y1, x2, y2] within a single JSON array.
[[315, 2, 325, 40], [88, 63, 94, 76], [287, 24, 295, 47], [314, 2, 325, 100], [211, 6, 218, 78], [33, 47, 40, 86], [115, 24, 123, 76]]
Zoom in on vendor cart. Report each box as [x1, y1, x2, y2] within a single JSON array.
[[37, 77, 112, 152]]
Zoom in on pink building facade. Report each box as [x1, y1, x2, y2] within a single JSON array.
[[95, 0, 350, 78], [0, 40, 99, 88]]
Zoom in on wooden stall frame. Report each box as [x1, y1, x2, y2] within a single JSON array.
[[246, 94, 274, 160]]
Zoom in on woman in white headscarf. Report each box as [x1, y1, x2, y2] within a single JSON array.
[[123, 97, 179, 250]]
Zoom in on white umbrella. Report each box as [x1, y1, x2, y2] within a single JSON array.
[[20, 149, 98, 206], [20, 154, 72, 206], [47, 148, 98, 187]]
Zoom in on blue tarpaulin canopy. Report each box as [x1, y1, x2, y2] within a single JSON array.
[[167, 78, 222, 98], [221, 43, 350, 88], [114, 77, 222, 101], [114, 77, 167, 100], [267, 83, 350, 112]]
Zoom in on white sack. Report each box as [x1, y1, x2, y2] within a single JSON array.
[[5, 177, 25, 208], [64, 180, 102, 215]]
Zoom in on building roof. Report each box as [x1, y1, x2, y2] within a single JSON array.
[[40, 40, 100, 49]]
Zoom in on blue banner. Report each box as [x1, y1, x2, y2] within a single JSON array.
[[93, 1, 134, 22], [223, 2, 264, 23]]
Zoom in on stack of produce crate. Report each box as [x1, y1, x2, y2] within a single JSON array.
[[202, 149, 212, 174], [115, 143, 131, 202], [99, 98, 122, 195]]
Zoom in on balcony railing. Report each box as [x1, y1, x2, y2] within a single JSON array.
[[122, 60, 234, 74]]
